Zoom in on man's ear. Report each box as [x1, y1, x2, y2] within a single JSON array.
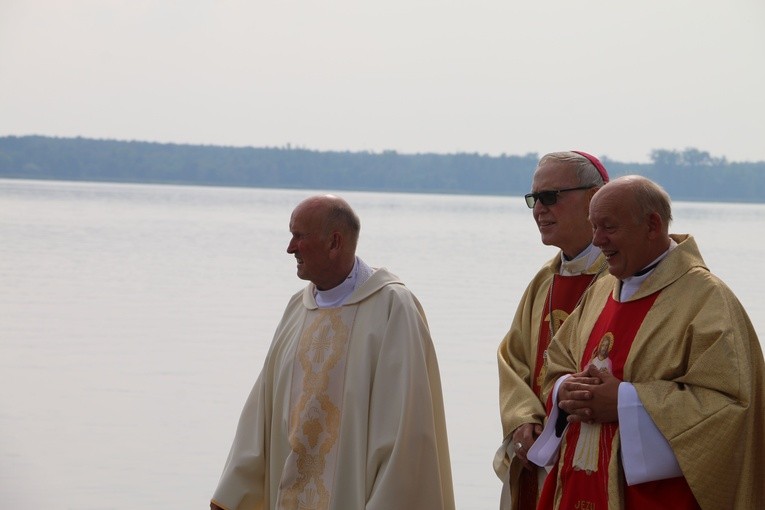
[[646, 211, 663, 238], [328, 231, 342, 252], [584, 186, 600, 214]]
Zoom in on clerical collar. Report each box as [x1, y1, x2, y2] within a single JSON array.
[[633, 261, 660, 277], [619, 239, 678, 301], [559, 243, 601, 276], [315, 257, 373, 308]]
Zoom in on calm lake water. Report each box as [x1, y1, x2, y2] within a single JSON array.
[[2, 179, 763, 509]]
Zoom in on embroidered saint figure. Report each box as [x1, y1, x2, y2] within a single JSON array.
[[572, 333, 614, 474]]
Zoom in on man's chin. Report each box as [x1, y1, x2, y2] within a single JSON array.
[[539, 235, 558, 247], [605, 262, 626, 279]]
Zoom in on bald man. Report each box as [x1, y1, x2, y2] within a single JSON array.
[[211, 195, 454, 510], [529, 176, 765, 509]]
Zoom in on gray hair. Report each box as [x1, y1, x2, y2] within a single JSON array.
[[324, 200, 361, 248], [621, 175, 673, 227], [538, 151, 606, 188]]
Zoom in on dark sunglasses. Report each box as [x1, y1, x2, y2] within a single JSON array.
[[524, 185, 594, 208]]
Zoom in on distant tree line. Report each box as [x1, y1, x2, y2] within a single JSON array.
[[1, 136, 763, 203]]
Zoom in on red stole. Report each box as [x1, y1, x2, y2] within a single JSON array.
[[532, 274, 600, 398], [541, 292, 699, 510], [522, 274, 598, 509]]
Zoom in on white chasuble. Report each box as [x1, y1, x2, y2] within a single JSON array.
[[276, 306, 358, 510], [212, 266, 455, 510]]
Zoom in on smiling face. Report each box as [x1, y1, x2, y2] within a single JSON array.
[[531, 160, 596, 259], [286, 200, 335, 289], [589, 181, 662, 280], [285, 196, 358, 291]]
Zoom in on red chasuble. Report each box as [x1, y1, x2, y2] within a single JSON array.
[[541, 292, 699, 510]]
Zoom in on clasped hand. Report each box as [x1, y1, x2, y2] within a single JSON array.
[[557, 364, 620, 424]]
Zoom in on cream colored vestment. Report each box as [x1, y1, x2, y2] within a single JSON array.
[[212, 267, 455, 510]]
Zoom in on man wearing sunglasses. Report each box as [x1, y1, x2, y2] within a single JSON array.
[[494, 151, 610, 509], [528, 176, 765, 509]]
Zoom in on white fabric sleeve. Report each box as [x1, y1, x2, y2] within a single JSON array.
[[618, 382, 683, 485], [527, 375, 570, 468], [492, 437, 516, 508]]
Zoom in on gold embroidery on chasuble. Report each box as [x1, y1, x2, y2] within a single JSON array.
[[277, 306, 358, 510], [572, 333, 614, 475], [537, 308, 570, 391], [547, 309, 570, 336], [533, 273, 601, 398]]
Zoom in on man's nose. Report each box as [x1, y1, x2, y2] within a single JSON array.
[[592, 229, 605, 246]]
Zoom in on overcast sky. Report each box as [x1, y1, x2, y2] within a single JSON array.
[[1, 0, 763, 163]]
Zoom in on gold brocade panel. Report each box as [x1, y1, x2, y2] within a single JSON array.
[[277, 306, 358, 510]]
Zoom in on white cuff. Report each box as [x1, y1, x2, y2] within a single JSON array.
[[527, 375, 570, 468], [618, 382, 683, 485]]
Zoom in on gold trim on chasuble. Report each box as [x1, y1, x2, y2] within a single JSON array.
[[536, 308, 570, 391], [277, 306, 358, 510], [534, 271, 603, 398]]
